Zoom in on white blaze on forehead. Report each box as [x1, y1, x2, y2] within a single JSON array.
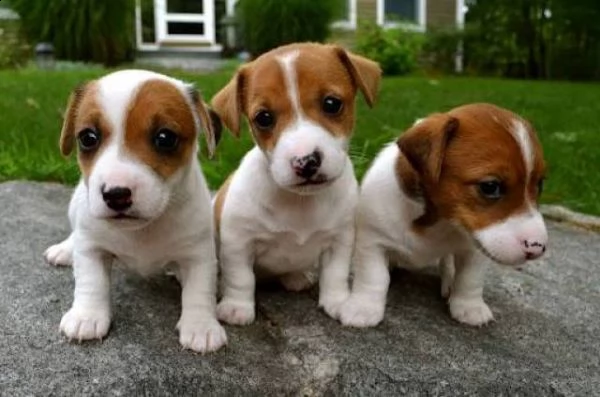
[[95, 69, 193, 145], [511, 120, 534, 175], [276, 50, 302, 117]]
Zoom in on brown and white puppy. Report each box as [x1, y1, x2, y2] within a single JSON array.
[[340, 103, 548, 327], [211, 43, 381, 325], [43, 70, 227, 353]]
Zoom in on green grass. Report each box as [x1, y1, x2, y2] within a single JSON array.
[[1, 68, 599, 215]]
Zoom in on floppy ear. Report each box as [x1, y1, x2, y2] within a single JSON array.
[[335, 47, 382, 107], [197, 104, 222, 158], [396, 114, 459, 185], [59, 83, 88, 156], [396, 114, 459, 229], [188, 86, 222, 158], [210, 66, 247, 137]]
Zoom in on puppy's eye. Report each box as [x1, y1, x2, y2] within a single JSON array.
[[478, 180, 505, 200], [254, 110, 275, 130], [153, 128, 179, 153], [77, 128, 101, 152], [537, 178, 545, 196], [322, 96, 343, 115]]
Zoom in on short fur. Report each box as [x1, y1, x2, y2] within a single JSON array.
[[211, 43, 382, 325], [44, 69, 227, 353], [340, 103, 548, 327]]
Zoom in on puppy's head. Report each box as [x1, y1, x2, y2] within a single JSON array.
[[212, 43, 381, 195], [60, 69, 221, 227], [397, 103, 548, 266]]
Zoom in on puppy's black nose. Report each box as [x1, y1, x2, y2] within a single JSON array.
[[291, 150, 322, 179], [102, 186, 132, 211]]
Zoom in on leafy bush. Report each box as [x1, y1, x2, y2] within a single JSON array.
[[354, 21, 423, 76], [8, 0, 134, 66], [421, 28, 463, 74], [235, 0, 340, 57], [463, 0, 600, 80], [0, 20, 31, 69]]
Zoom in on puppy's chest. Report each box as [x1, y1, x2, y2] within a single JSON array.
[[253, 207, 346, 274], [102, 231, 196, 274], [388, 222, 465, 269]]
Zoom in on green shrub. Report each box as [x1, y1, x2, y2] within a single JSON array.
[[354, 21, 423, 76], [235, 0, 340, 57], [421, 28, 463, 74], [0, 20, 31, 69], [8, 0, 134, 66]]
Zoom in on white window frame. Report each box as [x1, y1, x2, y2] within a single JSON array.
[[155, 0, 216, 44], [226, 0, 237, 16], [332, 0, 357, 30], [136, 0, 159, 50], [376, 0, 427, 32], [455, 0, 465, 73]]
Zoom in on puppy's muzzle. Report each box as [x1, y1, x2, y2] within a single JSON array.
[[102, 185, 133, 212], [291, 150, 322, 180]]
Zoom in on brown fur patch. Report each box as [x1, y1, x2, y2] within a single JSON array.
[[395, 155, 422, 201], [243, 59, 293, 151], [396, 103, 546, 232], [213, 172, 235, 232], [59, 82, 113, 180], [125, 79, 198, 179]]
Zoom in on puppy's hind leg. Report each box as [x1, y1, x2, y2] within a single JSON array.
[[44, 233, 74, 266], [439, 254, 455, 299], [280, 269, 317, 292]]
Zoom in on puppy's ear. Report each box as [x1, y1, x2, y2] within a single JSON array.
[[396, 114, 459, 186], [59, 83, 88, 156], [211, 66, 248, 137], [188, 86, 222, 158], [334, 47, 382, 108], [397, 114, 459, 229]]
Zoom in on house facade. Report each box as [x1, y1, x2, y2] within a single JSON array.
[[135, 0, 465, 54]]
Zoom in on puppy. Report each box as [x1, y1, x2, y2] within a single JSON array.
[[210, 43, 381, 325], [340, 103, 548, 327], [44, 70, 227, 353]]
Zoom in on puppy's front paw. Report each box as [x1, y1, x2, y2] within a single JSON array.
[[339, 295, 385, 328], [44, 241, 73, 267], [319, 291, 349, 320], [280, 271, 316, 292], [449, 297, 494, 326], [177, 317, 227, 353], [216, 299, 255, 325], [60, 307, 111, 341]]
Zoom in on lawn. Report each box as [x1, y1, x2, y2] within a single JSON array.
[[0, 68, 599, 215]]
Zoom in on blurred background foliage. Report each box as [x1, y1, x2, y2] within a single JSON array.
[[0, 0, 599, 78]]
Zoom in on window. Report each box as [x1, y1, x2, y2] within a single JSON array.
[[377, 0, 426, 30], [332, 0, 357, 30]]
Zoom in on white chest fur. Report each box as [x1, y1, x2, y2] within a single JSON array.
[[221, 147, 358, 276], [70, 172, 212, 276]]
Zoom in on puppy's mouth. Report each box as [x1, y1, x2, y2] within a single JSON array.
[[296, 178, 330, 187], [106, 212, 150, 224], [472, 237, 524, 267], [111, 213, 140, 220]]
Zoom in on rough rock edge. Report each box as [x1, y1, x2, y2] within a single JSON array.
[[541, 204, 600, 232]]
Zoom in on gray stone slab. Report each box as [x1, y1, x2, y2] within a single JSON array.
[[1, 181, 599, 396]]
